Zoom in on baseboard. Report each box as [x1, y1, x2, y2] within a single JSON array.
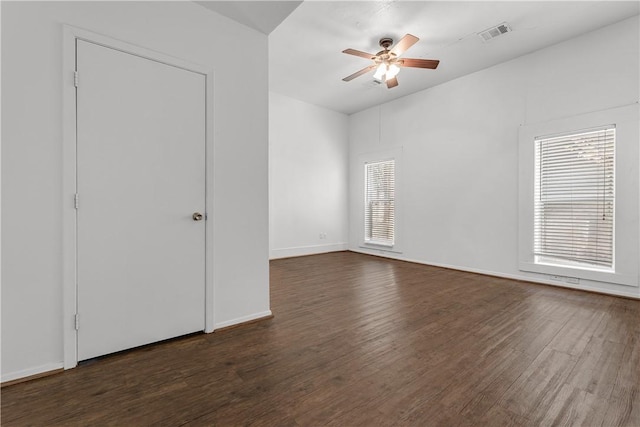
[[213, 310, 273, 330], [349, 249, 640, 300], [270, 243, 348, 260], [2, 311, 273, 385], [214, 313, 274, 333], [1, 362, 64, 387]]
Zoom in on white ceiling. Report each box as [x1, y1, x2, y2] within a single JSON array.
[[195, 1, 303, 34], [195, 1, 639, 115]]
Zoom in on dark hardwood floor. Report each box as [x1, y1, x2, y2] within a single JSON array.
[[2, 251, 639, 426]]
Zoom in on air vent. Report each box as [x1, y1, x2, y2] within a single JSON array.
[[478, 22, 512, 42], [362, 80, 382, 88]]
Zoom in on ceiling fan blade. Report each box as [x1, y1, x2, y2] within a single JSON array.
[[342, 48, 376, 60], [386, 77, 398, 88], [342, 65, 376, 82], [390, 34, 419, 57], [400, 58, 440, 69]]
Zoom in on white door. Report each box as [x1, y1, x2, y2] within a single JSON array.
[[76, 40, 206, 361]]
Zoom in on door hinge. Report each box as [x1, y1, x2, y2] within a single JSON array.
[[74, 71, 79, 87], [74, 193, 79, 209], [74, 314, 79, 331]]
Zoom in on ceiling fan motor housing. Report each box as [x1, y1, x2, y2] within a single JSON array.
[[379, 37, 393, 49]]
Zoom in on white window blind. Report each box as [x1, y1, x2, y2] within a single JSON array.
[[365, 160, 395, 246], [534, 126, 615, 268]]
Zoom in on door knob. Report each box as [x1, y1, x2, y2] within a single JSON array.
[[192, 212, 204, 221]]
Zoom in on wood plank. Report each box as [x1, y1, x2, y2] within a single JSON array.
[[604, 333, 640, 427], [2, 251, 638, 425], [497, 347, 579, 422]]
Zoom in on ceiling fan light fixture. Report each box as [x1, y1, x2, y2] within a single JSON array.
[[373, 63, 387, 81], [387, 63, 400, 79], [373, 62, 400, 83]]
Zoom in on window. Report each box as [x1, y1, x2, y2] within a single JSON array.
[[518, 104, 638, 288], [365, 160, 395, 246], [534, 127, 615, 270]]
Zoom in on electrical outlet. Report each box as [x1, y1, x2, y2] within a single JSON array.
[[319, 232, 327, 239]]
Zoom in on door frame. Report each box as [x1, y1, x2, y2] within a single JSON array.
[[62, 25, 215, 369]]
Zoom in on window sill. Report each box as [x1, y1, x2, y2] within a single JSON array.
[[519, 261, 637, 287], [535, 256, 613, 273], [360, 242, 403, 254]]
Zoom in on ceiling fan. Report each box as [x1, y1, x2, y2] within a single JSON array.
[[342, 34, 439, 89]]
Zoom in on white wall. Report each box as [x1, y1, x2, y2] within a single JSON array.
[[1, 1, 269, 381], [269, 92, 349, 259], [349, 16, 640, 298]]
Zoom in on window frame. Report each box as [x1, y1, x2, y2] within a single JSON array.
[[358, 147, 403, 253], [518, 104, 638, 287], [533, 125, 615, 271], [364, 159, 396, 247]]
